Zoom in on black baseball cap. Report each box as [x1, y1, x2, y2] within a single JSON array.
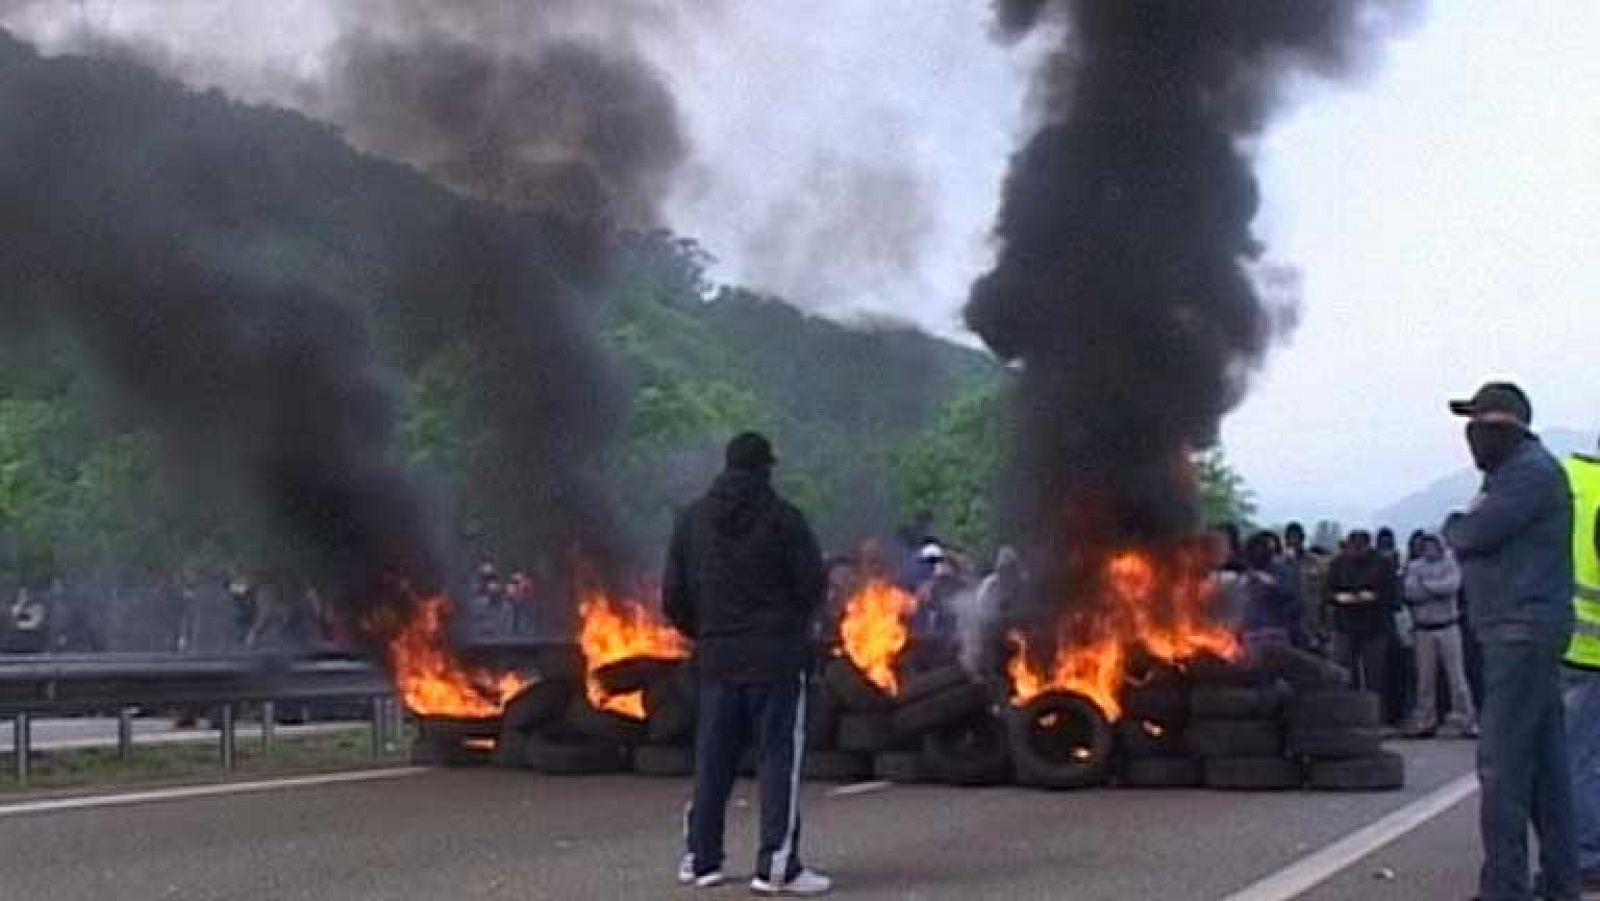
[[725, 431, 777, 471], [1449, 381, 1532, 428]]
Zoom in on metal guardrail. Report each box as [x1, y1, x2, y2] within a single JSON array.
[[0, 653, 400, 786]]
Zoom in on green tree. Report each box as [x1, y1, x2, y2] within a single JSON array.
[[1197, 447, 1257, 527], [889, 378, 1005, 556]]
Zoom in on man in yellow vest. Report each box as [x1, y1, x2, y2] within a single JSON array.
[[1564, 435, 1600, 889]]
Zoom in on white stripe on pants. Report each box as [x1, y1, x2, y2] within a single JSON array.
[[768, 671, 807, 883]]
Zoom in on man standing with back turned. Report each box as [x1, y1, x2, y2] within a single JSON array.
[[1444, 382, 1577, 901], [665, 432, 832, 896]]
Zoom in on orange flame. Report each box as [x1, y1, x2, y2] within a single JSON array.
[[578, 587, 689, 720], [839, 578, 919, 696], [1008, 547, 1239, 720], [381, 594, 531, 718]]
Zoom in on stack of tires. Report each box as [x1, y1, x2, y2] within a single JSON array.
[[1188, 678, 1303, 791], [420, 644, 1406, 795], [810, 659, 1009, 785], [1173, 647, 1404, 793], [1116, 674, 1201, 788], [489, 652, 676, 777], [1289, 688, 1404, 792], [412, 715, 504, 766]]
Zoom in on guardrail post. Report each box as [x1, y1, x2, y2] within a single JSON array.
[[370, 696, 385, 759], [260, 701, 276, 754], [13, 713, 30, 787], [219, 703, 236, 771], [117, 707, 135, 761], [390, 698, 403, 752]]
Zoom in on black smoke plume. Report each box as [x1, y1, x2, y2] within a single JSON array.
[[968, 1, 1418, 624], [319, 6, 687, 226], [312, 0, 689, 592], [2, 2, 692, 606], [0, 33, 439, 622], [0, 16, 680, 646]]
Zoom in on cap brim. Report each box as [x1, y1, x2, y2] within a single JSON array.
[[1448, 399, 1475, 417]]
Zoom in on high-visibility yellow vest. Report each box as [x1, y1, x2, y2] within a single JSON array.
[[1564, 455, 1600, 668]]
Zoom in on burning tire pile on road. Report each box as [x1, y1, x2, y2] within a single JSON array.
[[408, 575, 1404, 794]]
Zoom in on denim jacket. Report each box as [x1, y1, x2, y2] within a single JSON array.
[[1443, 438, 1574, 646]]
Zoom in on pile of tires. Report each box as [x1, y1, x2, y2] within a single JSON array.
[[816, 659, 1006, 785], [411, 715, 504, 766], [1290, 689, 1404, 792], [1138, 646, 1404, 794], [414, 643, 1405, 795]]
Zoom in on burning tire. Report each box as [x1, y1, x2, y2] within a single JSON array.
[[1122, 683, 1189, 726], [633, 744, 694, 778], [519, 737, 630, 775], [806, 682, 843, 751], [595, 657, 679, 696], [920, 712, 1013, 786], [824, 658, 894, 713], [497, 681, 577, 763], [1005, 693, 1113, 790], [1115, 716, 1188, 759], [1308, 752, 1405, 792], [873, 750, 926, 783], [899, 665, 973, 704], [1287, 726, 1385, 760], [644, 676, 696, 745], [532, 645, 586, 683], [413, 717, 502, 767], [1202, 757, 1304, 791], [1288, 690, 1382, 729], [891, 682, 989, 740], [837, 712, 895, 754], [1187, 653, 1270, 686], [1186, 719, 1284, 759], [1121, 756, 1202, 788], [1191, 684, 1285, 720], [1255, 645, 1349, 689], [502, 681, 576, 735], [802, 751, 871, 783], [564, 697, 647, 744]]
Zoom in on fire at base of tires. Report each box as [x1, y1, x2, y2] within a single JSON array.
[[414, 638, 1405, 794]]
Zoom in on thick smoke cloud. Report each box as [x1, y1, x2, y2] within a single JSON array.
[[740, 149, 938, 314], [0, 14, 673, 649], [0, 33, 438, 623], [0, 2, 691, 629], [318, 0, 688, 226], [969, 1, 1418, 613], [309, 0, 689, 589]]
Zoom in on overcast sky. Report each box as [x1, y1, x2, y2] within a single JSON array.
[[5, 0, 1598, 523]]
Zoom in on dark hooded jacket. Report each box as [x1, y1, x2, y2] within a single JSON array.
[[663, 468, 826, 681]]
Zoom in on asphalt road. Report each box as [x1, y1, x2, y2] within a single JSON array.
[[0, 740, 1481, 901]]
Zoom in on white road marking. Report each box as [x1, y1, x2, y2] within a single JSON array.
[[1217, 771, 1480, 901], [827, 780, 893, 798], [0, 766, 427, 819]]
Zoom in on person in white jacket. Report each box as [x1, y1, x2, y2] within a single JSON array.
[[1402, 534, 1478, 737]]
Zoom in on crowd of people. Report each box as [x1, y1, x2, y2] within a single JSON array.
[[1212, 519, 1479, 738], [0, 570, 359, 655]]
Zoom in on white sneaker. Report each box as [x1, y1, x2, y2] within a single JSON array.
[[750, 868, 833, 896], [677, 854, 725, 888]]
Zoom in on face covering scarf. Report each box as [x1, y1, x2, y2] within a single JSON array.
[[1466, 421, 1527, 473]]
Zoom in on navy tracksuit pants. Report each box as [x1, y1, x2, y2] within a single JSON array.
[[685, 671, 807, 882]]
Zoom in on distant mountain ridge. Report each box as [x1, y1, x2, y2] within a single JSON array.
[[1376, 427, 1596, 534]]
